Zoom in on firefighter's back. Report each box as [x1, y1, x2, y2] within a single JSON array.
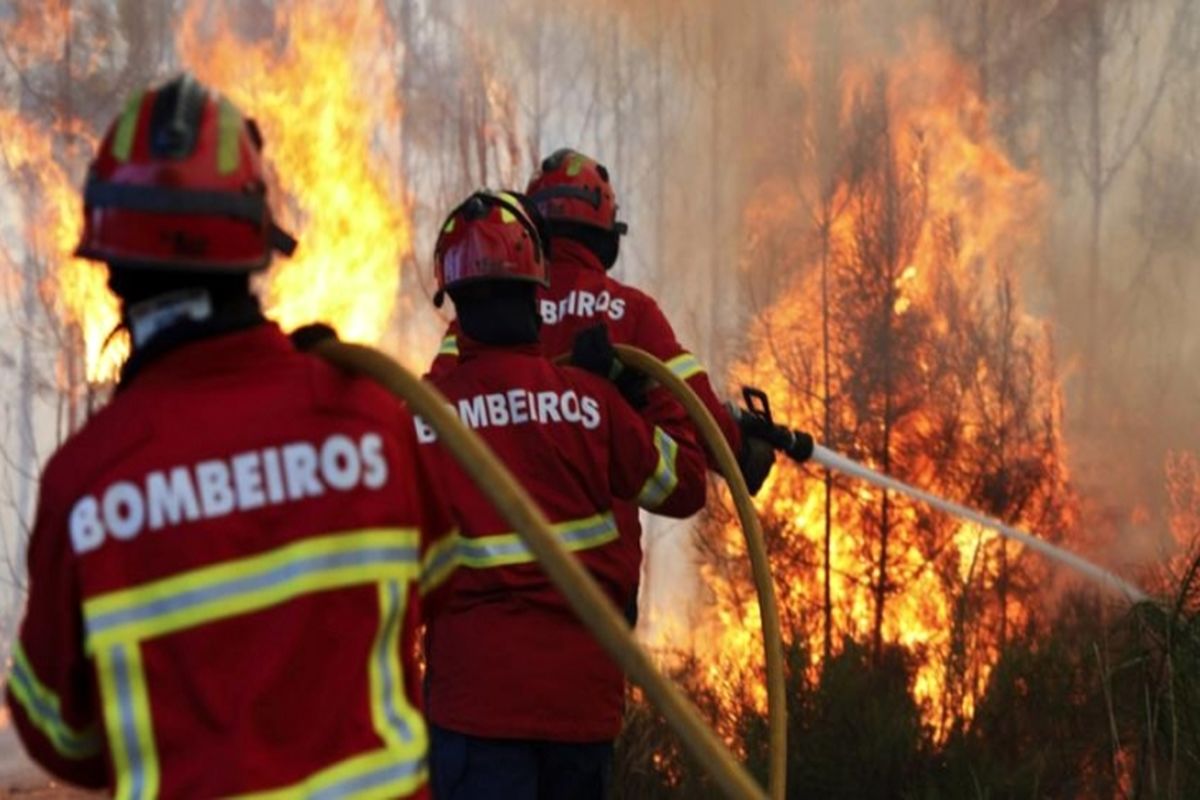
[[423, 347, 638, 742], [45, 325, 434, 798]]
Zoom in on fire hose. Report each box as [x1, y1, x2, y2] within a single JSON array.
[[737, 386, 1149, 603], [610, 346, 789, 800], [312, 340, 769, 800]]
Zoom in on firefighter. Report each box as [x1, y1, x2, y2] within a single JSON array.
[[431, 150, 775, 480], [6, 74, 454, 799], [428, 149, 777, 618], [421, 190, 707, 799]]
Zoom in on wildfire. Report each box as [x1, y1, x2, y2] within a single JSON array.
[[2, 0, 411, 393], [0, 107, 121, 383], [178, 0, 410, 345], [688, 29, 1076, 738]]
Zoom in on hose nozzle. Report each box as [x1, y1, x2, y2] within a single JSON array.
[[740, 386, 815, 463]]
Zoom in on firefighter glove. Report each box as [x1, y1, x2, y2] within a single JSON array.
[[728, 402, 778, 494], [290, 322, 338, 351], [571, 324, 648, 408]]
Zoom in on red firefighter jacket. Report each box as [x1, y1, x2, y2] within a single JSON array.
[[429, 240, 741, 458], [7, 324, 454, 799], [420, 338, 706, 741], [428, 240, 742, 597]]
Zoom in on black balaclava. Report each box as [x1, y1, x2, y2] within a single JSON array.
[[550, 221, 620, 271], [450, 282, 541, 347], [108, 265, 265, 386]]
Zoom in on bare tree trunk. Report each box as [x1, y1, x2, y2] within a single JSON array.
[[1082, 3, 1104, 424], [652, 0, 666, 287], [873, 420, 893, 662], [15, 255, 38, 594], [820, 221, 834, 664], [872, 91, 901, 664], [707, 7, 723, 366]]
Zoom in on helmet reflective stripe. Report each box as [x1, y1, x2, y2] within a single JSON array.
[[111, 91, 145, 163], [216, 98, 242, 175]]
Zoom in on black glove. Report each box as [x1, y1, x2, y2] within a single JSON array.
[[570, 324, 648, 408], [290, 322, 338, 351], [728, 402, 778, 494], [738, 434, 778, 495]]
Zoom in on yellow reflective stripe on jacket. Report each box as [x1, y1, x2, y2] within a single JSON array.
[[84, 529, 420, 651], [85, 529, 426, 799], [7, 643, 101, 759], [438, 335, 459, 357], [638, 427, 680, 509], [665, 352, 705, 381], [420, 512, 618, 591], [230, 744, 426, 800], [97, 643, 159, 800], [368, 580, 414, 749]]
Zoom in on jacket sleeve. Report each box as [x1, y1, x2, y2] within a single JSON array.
[[601, 381, 707, 518], [424, 321, 461, 382], [629, 296, 743, 469], [6, 472, 107, 788], [404, 406, 460, 616]]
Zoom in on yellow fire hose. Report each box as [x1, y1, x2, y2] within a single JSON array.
[[611, 344, 787, 800], [312, 340, 767, 800]]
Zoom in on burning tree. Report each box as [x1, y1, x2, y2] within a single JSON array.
[[635, 27, 1081, 791]]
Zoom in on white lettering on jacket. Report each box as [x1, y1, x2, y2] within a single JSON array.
[[414, 389, 601, 443], [540, 290, 626, 324], [69, 432, 390, 555]]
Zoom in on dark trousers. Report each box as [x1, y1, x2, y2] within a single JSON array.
[[429, 724, 613, 800]]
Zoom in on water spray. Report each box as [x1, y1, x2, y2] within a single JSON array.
[[740, 386, 1150, 604]]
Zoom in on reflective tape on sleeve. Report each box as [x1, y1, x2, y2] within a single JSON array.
[[665, 352, 705, 381], [420, 511, 619, 592], [7, 644, 101, 760], [637, 427, 680, 509]]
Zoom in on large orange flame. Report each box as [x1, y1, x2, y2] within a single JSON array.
[[0, 107, 121, 383], [178, 0, 410, 345], [684, 28, 1077, 739], [2, 1, 410, 387]]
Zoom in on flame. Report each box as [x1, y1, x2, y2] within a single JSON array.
[[2, 1, 410, 387], [178, 0, 410, 344], [682, 28, 1077, 739], [0, 107, 122, 383]]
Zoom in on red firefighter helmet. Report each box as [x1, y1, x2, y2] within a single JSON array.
[[76, 73, 296, 272], [433, 190, 548, 307], [525, 148, 628, 235]]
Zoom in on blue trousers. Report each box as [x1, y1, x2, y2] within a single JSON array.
[[429, 724, 613, 800]]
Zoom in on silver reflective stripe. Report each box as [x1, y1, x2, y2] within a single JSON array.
[[638, 427, 680, 508]]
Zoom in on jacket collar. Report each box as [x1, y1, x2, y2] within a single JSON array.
[[124, 322, 296, 388], [456, 332, 543, 363], [549, 237, 605, 274]]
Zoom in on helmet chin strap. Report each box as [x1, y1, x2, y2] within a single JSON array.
[[126, 289, 214, 348]]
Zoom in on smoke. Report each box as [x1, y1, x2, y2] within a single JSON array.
[[1, 0, 1196, 619]]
